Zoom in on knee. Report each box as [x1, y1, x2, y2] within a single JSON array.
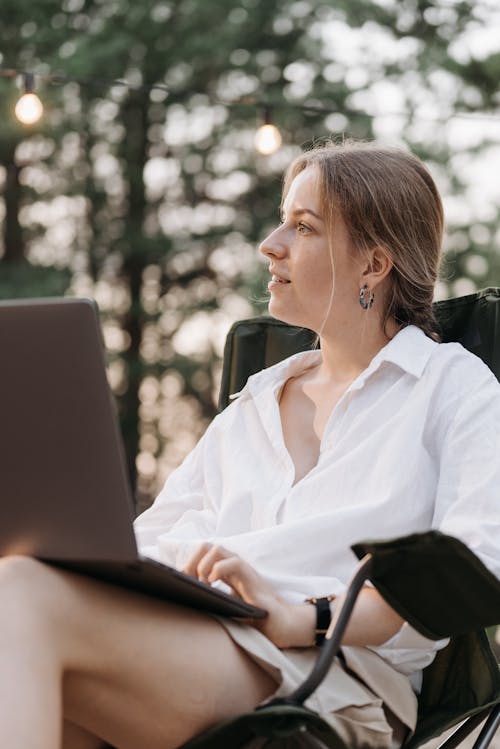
[[0, 554, 51, 589], [0, 555, 60, 623]]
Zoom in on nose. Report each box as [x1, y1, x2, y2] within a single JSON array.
[[258, 224, 287, 261]]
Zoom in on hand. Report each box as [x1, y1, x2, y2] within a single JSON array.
[[183, 543, 315, 649]]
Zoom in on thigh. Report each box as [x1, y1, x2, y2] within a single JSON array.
[[62, 721, 107, 749], [52, 570, 277, 749]]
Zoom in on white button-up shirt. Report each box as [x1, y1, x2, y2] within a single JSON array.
[[134, 325, 500, 677]]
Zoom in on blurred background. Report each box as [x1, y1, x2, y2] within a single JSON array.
[[1, 0, 499, 711], [1, 1, 499, 509]]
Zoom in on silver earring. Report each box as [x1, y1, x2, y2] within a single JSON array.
[[359, 284, 374, 310]]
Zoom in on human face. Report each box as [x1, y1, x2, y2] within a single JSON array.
[[259, 166, 361, 335]]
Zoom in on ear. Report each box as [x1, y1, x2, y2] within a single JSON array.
[[360, 246, 393, 288]]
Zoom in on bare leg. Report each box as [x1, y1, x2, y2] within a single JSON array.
[[62, 721, 106, 749], [0, 556, 276, 749]]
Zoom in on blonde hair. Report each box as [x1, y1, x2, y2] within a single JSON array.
[[282, 140, 444, 341]]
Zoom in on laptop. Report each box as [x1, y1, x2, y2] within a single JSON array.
[[0, 297, 265, 620]]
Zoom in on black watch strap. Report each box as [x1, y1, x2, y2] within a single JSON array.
[[305, 595, 335, 646]]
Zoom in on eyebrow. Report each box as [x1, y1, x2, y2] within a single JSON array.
[[286, 208, 324, 222]]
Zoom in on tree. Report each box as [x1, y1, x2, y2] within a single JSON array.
[[1, 0, 499, 512]]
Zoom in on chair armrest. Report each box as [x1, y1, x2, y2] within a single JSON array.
[[270, 531, 500, 709], [352, 531, 500, 640]]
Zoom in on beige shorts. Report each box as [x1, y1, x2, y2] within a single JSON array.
[[214, 617, 417, 749]]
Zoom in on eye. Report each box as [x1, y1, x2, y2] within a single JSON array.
[[297, 221, 312, 235]]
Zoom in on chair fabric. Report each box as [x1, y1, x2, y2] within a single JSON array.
[[219, 317, 315, 410], [433, 287, 500, 377], [196, 288, 500, 749], [351, 532, 500, 640], [219, 287, 500, 410], [351, 532, 500, 748], [180, 704, 347, 749], [407, 632, 500, 748]]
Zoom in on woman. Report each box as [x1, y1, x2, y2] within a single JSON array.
[[1, 141, 499, 749]]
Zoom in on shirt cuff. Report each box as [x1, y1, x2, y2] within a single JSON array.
[[368, 621, 449, 676]]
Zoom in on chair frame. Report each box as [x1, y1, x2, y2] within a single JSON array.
[[264, 546, 500, 748], [180, 534, 500, 749], [270, 553, 500, 749]]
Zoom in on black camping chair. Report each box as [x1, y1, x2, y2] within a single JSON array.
[[181, 288, 500, 749]]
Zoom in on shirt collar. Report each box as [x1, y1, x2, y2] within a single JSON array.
[[231, 349, 321, 401], [232, 325, 437, 401], [372, 324, 438, 379]]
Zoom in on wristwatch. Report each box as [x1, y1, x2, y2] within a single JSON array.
[[305, 595, 336, 646]]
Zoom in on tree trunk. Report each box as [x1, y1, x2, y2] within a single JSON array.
[[3, 142, 24, 263], [119, 91, 149, 504]]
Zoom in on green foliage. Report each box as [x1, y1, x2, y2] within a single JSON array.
[[0, 0, 499, 507], [0, 262, 71, 299]]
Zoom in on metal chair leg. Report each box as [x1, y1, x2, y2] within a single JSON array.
[[434, 706, 499, 749], [472, 704, 500, 749]]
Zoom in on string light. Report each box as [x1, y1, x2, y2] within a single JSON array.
[[15, 73, 43, 125], [2, 66, 500, 138], [254, 108, 282, 155]]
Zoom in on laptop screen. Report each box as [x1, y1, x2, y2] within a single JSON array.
[[0, 297, 138, 561]]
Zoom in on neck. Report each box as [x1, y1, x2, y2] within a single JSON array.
[[316, 316, 400, 385]]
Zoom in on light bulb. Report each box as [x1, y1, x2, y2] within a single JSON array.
[[15, 92, 43, 125], [254, 123, 282, 155]]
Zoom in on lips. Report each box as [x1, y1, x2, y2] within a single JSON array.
[[269, 266, 291, 283], [268, 272, 291, 292], [271, 275, 290, 284]]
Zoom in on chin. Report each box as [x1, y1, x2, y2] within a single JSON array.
[[268, 302, 314, 331]]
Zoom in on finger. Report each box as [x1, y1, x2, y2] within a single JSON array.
[[196, 545, 233, 582], [207, 557, 252, 594], [183, 542, 213, 577]]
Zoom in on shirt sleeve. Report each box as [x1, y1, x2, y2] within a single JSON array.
[[133, 421, 218, 566], [372, 366, 500, 673], [431, 372, 500, 579]]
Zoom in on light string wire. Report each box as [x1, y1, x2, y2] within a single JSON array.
[[2, 66, 500, 125]]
